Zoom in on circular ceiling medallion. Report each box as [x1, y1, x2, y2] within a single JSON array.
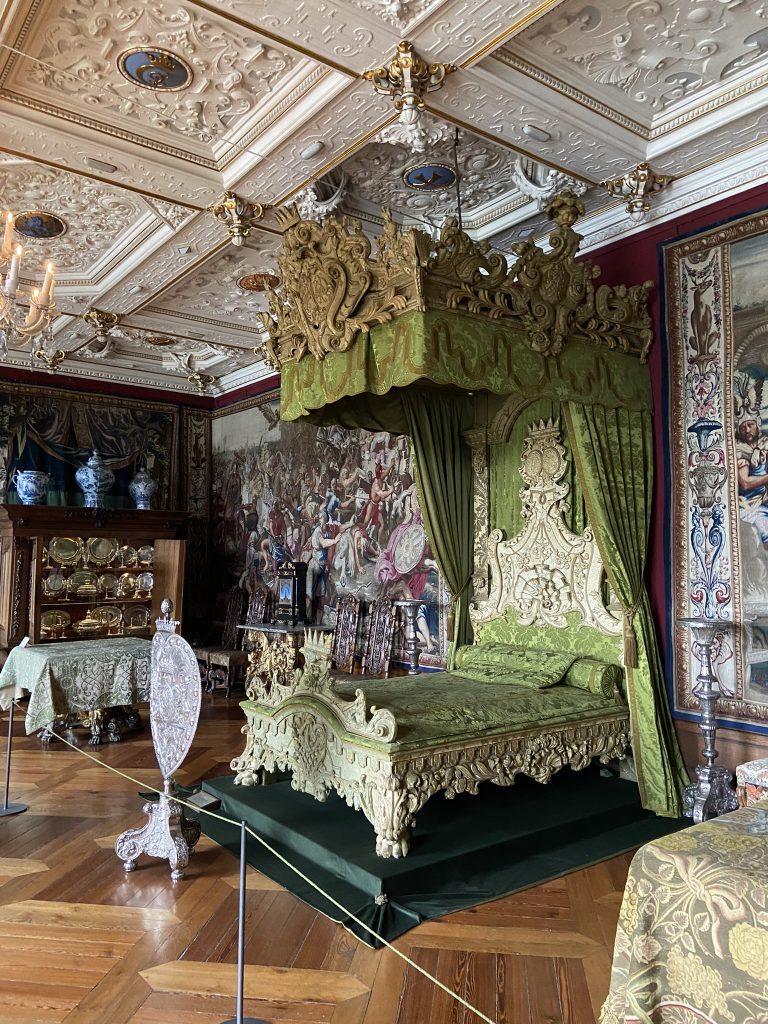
[[117, 47, 193, 91], [238, 273, 280, 292], [144, 335, 176, 347], [402, 164, 456, 191], [14, 210, 67, 239]]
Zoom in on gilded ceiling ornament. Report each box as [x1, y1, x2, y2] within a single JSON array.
[[258, 192, 653, 369], [363, 41, 456, 153], [600, 162, 674, 222], [187, 371, 217, 394], [207, 191, 268, 246]]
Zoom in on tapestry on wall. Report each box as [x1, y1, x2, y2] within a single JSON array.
[[667, 211, 768, 726], [0, 384, 178, 508], [211, 393, 448, 667]]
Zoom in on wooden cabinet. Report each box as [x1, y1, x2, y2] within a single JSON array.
[[0, 505, 187, 650]]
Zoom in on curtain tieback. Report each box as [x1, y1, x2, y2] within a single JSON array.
[[446, 572, 474, 639], [623, 595, 643, 670]]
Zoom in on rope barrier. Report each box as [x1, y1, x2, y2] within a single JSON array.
[[9, 700, 498, 1024]]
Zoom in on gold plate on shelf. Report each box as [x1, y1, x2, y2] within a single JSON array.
[[40, 609, 70, 637], [99, 573, 117, 597], [68, 569, 99, 596], [117, 572, 137, 597], [49, 537, 83, 567], [124, 605, 150, 633], [137, 545, 154, 567], [115, 545, 137, 568], [85, 537, 118, 567], [136, 571, 153, 595], [91, 606, 122, 632], [42, 569, 66, 597]]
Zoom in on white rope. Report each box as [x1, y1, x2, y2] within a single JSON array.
[[11, 701, 497, 1024]]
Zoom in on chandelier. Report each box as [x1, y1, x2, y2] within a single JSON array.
[[0, 210, 57, 364]]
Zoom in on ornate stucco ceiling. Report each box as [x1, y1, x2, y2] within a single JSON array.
[[0, 0, 766, 394]]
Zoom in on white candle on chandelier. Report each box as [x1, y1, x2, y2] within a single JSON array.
[[1, 212, 13, 261], [39, 261, 55, 305], [25, 288, 39, 326], [5, 244, 21, 296]]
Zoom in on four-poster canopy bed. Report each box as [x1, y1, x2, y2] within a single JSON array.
[[231, 192, 688, 857]]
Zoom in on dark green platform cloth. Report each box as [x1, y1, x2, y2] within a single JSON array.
[[202, 767, 683, 948]]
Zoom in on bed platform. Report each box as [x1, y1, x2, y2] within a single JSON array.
[[232, 419, 630, 857]]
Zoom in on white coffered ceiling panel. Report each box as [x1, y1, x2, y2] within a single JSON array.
[[0, 0, 765, 394]]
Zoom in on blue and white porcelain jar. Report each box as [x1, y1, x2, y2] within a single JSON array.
[[12, 469, 50, 505], [128, 465, 158, 510], [75, 450, 115, 508]]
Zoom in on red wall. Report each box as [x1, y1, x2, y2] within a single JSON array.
[[588, 182, 768, 670]]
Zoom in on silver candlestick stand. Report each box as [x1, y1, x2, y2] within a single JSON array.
[[678, 616, 738, 823], [394, 599, 422, 675]]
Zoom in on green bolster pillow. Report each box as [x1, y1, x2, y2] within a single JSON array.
[[453, 643, 576, 689], [563, 658, 623, 700]]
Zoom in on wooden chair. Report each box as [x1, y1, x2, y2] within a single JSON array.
[[194, 587, 247, 696], [241, 589, 268, 653], [332, 594, 360, 674], [361, 597, 395, 678]]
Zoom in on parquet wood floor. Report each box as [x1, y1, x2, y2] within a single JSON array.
[[0, 698, 630, 1024]]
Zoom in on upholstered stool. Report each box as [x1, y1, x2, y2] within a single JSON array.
[[736, 758, 768, 806]]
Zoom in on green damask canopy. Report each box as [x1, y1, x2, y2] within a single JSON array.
[[279, 310, 652, 424]]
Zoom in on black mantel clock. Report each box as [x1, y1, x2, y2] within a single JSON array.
[[274, 560, 308, 625]]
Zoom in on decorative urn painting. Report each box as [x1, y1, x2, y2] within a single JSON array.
[[667, 213, 768, 726], [211, 395, 448, 666]]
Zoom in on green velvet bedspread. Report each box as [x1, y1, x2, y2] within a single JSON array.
[[331, 672, 625, 752]]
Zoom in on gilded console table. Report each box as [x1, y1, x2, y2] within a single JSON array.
[[0, 637, 151, 743], [238, 623, 334, 698]]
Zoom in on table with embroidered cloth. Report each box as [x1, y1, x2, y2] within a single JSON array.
[[601, 801, 768, 1024], [0, 638, 151, 743]]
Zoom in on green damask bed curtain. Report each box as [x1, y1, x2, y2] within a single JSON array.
[[563, 403, 688, 818]]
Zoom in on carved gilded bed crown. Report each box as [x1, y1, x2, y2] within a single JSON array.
[[257, 193, 653, 369], [470, 418, 622, 639]]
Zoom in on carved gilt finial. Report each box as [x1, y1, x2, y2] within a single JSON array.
[[207, 191, 268, 246], [363, 41, 456, 152], [600, 162, 673, 223]]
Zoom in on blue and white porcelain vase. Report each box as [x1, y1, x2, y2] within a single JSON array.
[[128, 465, 157, 510], [12, 469, 50, 505], [75, 450, 115, 508]]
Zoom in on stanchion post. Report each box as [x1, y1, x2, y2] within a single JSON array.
[[221, 820, 266, 1024], [0, 701, 26, 818]]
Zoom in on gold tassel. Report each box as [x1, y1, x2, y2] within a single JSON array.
[[624, 613, 638, 669], [447, 605, 455, 642]]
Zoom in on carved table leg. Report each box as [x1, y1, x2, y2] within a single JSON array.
[[38, 718, 66, 743], [89, 709, 105, 746]]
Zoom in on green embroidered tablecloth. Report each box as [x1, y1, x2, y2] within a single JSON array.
[[601, 801, 768, 1024], [0, 638, 152, 733]]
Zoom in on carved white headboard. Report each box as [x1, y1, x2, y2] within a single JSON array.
[[469, 418, 622, 638]]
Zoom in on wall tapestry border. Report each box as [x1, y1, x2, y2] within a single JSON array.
[[666, 210, 768, 728]]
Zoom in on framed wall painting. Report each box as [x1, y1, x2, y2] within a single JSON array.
[[666, 210, 768, 727]]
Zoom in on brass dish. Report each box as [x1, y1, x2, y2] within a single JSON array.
[[115, 545, 137, 568], [91, 606, 122, 632], [117, 572, 137, 597], [85, 536, 118, 567], [40, 609, 70, 637], [136, 571, 153, 596], [137, 544, 154, 567], [68, 570, 99, 595], [49, 536, 83, 567], [124, 605, 150, 632], [42, 569, 66, 598]]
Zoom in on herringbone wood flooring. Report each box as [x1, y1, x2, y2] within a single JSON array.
[[0, 699, 629, 1024]]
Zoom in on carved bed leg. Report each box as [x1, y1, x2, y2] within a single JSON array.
[[230, 719, 276, 786], [366, 775, 425, 860]]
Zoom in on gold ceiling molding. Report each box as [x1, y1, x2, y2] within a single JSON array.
[[257, 191, 653, 368]]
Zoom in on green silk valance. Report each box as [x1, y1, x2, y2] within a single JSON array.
[[279, 310, 652, 422]]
